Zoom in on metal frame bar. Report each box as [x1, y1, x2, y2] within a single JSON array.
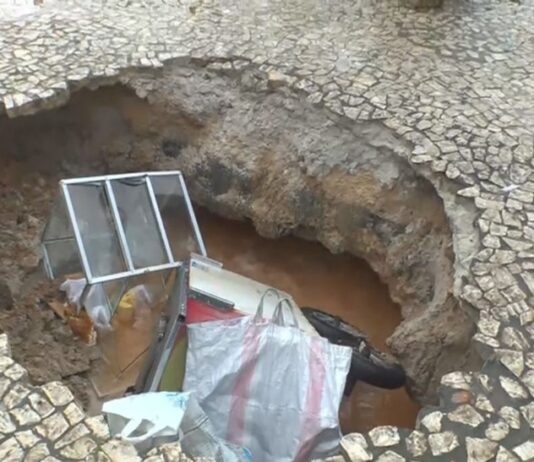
[[145, 176, 174, 263], [78, 283, 92, 315], [40, 214, 53, 244], [90, 261, 182, 285], [42, 236, 76, 245], [60, 182, 94, 282], [104, 179, 135, 271], [98, 277, 128, 320], [145, 264, 189, 392], [178, 173, 207, 257], [190, 252, 223, 269], [62, 171, 182, 185], [41, 244, 54, 279]]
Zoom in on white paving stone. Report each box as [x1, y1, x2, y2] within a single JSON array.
[[341, 433, 372, 461], [368, 426, 400, 447], [428, 432, 459, 456]]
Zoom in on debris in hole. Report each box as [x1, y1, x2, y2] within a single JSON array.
[[183, 290, 351, 461], [67, 308, 97, 345], [61, 277, 114, 330], [40, 170, 408, 459], [46, 298, 67, 320], [301, 307, 407, 392]]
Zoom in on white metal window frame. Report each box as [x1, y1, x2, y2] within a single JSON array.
[[49, 171, 207, 285]]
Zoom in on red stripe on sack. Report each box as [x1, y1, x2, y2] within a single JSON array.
[[227, 321, 262, 445]]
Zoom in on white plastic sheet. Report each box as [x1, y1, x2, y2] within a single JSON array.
[[103, 392, 190, 444], [184, 300, 352, 462], [60, 278, 86, 309], [60, 278, 111, 329], [103, 392, 252, 461]]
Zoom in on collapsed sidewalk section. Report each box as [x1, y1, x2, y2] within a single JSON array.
[[40, 171, 400, 461]]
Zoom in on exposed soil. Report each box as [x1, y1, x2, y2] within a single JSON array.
[[0, 165, 98, 408], [0, 277, 100, 408], [0, 62, 482, 407]]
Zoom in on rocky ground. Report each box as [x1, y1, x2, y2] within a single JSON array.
[[0, 0, 533, 460]]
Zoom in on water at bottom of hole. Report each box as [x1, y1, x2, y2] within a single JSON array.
[[196, 209, 420, 433]]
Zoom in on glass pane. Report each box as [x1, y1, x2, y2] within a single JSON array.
[[98, 273, 167, 376], [42, 196, 73, 241], [152, 175, 200, 261], [43, 239, 82, 277], [111, 178, 167, 268], [67, 183, 126, 278], [102, 279, 128, 318]]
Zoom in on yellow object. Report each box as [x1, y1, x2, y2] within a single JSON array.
[[116, 289, 137, 324], [118, 290, 136, 312]]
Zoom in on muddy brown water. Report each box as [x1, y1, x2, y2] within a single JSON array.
[[196, 210, 419, 433]]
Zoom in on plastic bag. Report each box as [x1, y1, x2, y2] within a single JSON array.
[[180, 395, 253, 462], [60, 278, 112, 330], [60, 278, 86, 309], [117, 284, 156, 328], [84, 285, 112, 330], [103, 392, 190, 449], [184, 298, 352, 462], [118, 285, 154, 311]]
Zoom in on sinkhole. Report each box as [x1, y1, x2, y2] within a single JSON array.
[[0, 61, 482, 434]]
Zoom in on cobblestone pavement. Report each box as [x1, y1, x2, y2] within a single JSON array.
[[2, 0, 534, 460], [0, 333, 196, 461]]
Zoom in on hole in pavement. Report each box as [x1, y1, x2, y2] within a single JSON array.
[[0, 62, 482, 433]]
